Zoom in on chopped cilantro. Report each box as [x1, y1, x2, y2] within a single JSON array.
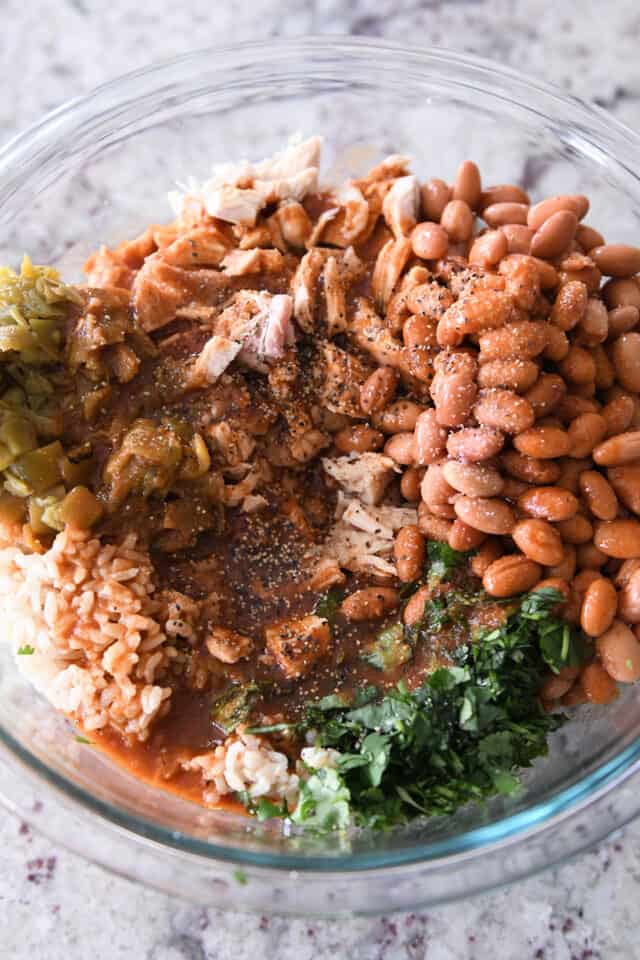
[[237, 792, 289, 821], [17, 644, 35, 655], [232, 867, 248, 886], [427, 541, 467, 581], [74, 735, 93, 745], [290, 587, 574, 832]]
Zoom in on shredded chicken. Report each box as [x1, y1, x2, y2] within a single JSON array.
[[321, 496, 418, 579], [322, 453, 398, 506]]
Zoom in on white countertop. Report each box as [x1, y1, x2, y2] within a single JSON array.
[[2, 0, 640, 956]]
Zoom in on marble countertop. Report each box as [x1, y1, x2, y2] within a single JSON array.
[[2, 0, 640, 956]]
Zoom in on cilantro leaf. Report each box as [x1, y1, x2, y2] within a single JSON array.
[[427, 541, 467, 581], [17, 644, 35, 655], [290, 767, 351, 832]]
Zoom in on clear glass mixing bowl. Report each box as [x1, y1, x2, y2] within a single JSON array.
[[2, 38, 640, 915]]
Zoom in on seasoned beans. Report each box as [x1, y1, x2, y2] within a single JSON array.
[[589, 244, 640, 278], [341, 587, 399, 622], [335, 424, 384, 454], [594, 520, 640, 559], [394, 525, 426, 583], [446, 426, 504, 462], [594, 431, 640, 466], [578, 471, 618, 521], [477, 358, 539, 392], [567, 413, 607, 458], [474, 389, 535, 435], [440, 200, 474, 242], [527, 195, 588, 231], [373, 399, 425, 434], [448, 518, 486, 552], [580, 662, 618, 704], [411, 222, 449, 260], [482, 554, 542, 597], [513, 425, 570, 459], [530, 210, 578, 259], [413, 409, 447, 466], [360, 367, 398, 415], [513, 518, 564, 566], [453, 495, 516, 535], [596, 620, 640, 681], [518, 486, 579, 522], [580, 577, 617, 637], [442, 460, 504, 498], [610, 333, 640, 392]]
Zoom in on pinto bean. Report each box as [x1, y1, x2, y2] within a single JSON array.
[[470, 538, 504, 577], [446, 426, 504, 462], [527, 195, 589, 231], [400, 465, 424, 502], [601, 395, 635, 437], [618, 569, 640, 623], [341, 587, 399, 621], [566, 413, 607, 458], [335, 424, 385, 454], [482, 202, 529, 227], [546, 544, 577, 581], [440, 200, 474, 242], [482, 554, 542, 597], [557, 513, 593, 545], [360, 366, 399, 415], [478, 320, 548, 363], [421, 462, 456, 518], [417, 503, 452, 542], [501, 450, 561, 484], [513, 518, 564, 566], [431, 353, 478, 427], [411, 221, 449, 260], [607, 465, 640, 515], [500, 223, 533, 254], [590, 244, 640, 278], [421, 178, 452, 222], [403, 584, 431, 626], [578, 470, 618, 521], [531, 210, 578, 259], [452, 160, 482, 210], [550, 281, 588, 331], [594, 520, 640, 559], [453, 495, 516, 535], [611, 333, 640, 392], [469, 230, 508, 267], [474, 389, 535, 435], [525, 373, 566, 417], [580, 662, 618, 703], [413, 409, 447, 466], [442, 459, 504, 498], [576, 542, 607, 570], [576, 223, 605, 252], [384, 432, 416, 465], [477, 358, 539, 393], [373, 399, 425, 434], [518, 486, 579, 522], [394, 525, 426, 583], [555, 393, 600, 424], [574, 298, 608, 347], [603, 276, 640, 310], [513, 425, 570, 459], [556, 457, 592, 494], [592, 345, 615, 390], [540, 672, 574, 702], [480, 184, 530, 210], [608, 305, 640, 338], [543, 325, 570, 363], [580, 577, 618, 637], [448, 518, 487, 552], [593, 431, 640, 466], [596, 620, 640, 681], [558, 345, 596, 385]]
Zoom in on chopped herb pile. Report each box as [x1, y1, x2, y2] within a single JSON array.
[[257, 587, 590, 832]]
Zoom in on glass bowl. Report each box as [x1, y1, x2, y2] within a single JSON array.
[[2, 38, 640, 915]]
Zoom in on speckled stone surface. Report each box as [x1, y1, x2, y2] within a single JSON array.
[[2, 1, 640, 957]]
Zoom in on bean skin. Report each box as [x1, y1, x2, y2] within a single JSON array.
[[594, 431, 640, 466], [518, 486, 579, 522], [413, 409, 447, 466], [501, 450, 561, 484], [580, 577, 618, 637], [453, 495, 516, 535], [567, 413, 607, 458], [442, 460, 504, 498], [411, 222, 449, 260], [578, 470, 618, 521], [596, 619, 640, 681], [557, 513, 593, 545], [360, 367, 399, 415], [452, 160, 482, 210], [446, 426, 504, 462], [342, 587, 399, 621], [513, 425, 570, 459], [513, 518, 564, 566], [530, 210, 578, 259], [527, 195, 589, 231], [607, 465, 640, 515], [448, 518, 487, 552], [400, 465, 424, 502], [580, 662, 618, 703], [441, 200, 474, 242], [594, 520, 640, 559], [335, 424, 385, 454], [394, 525, 426, 582], [474, 389, 535, 435], [590, 244, 640, 278], [421, 179, 451, 222], [611, 333, 640, 393], [373, 400, 425, 434], [525, 373, 566, 417], [470, 538, 504, 577], [482, 554, 542, 597]]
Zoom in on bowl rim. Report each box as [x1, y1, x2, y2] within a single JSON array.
[[2, 35, 640, 889]]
